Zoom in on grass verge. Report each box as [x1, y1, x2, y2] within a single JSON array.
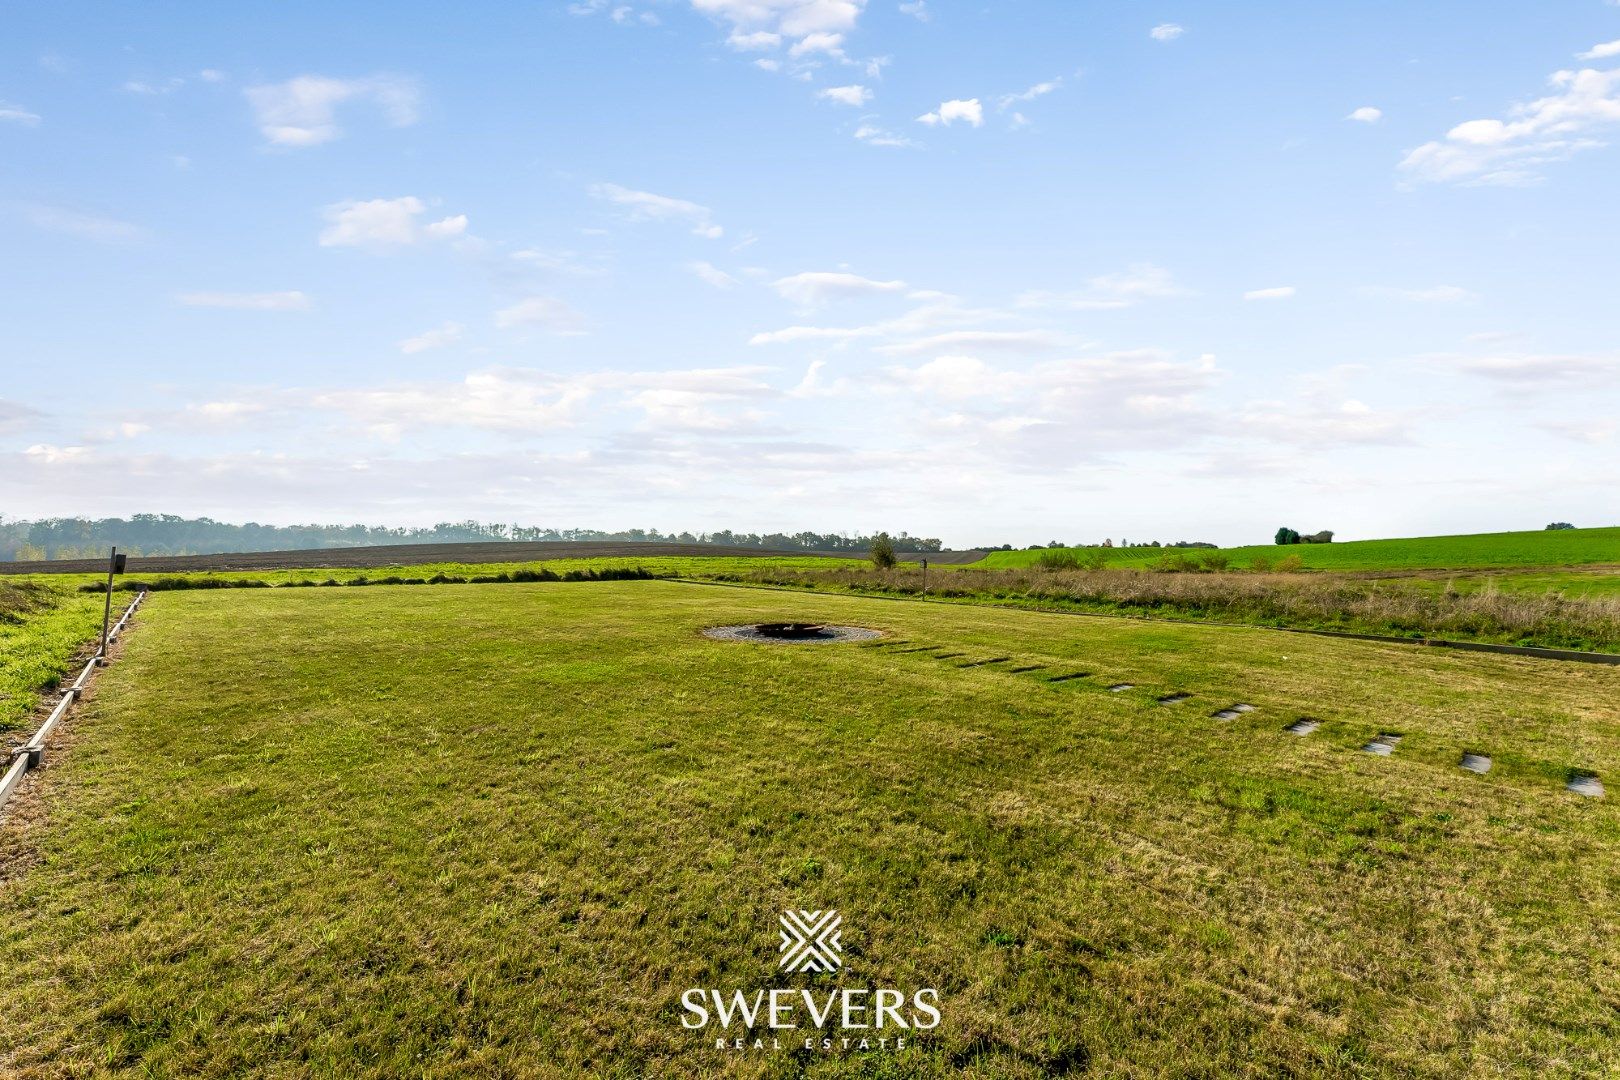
[[0, 580, 107, 734]]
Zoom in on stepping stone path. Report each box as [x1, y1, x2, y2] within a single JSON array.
[[1460, 753, 1492, 774], [1568, 774, 1605, 798], [1157, 693, 1191, 704], [1047, 672, 1090, 683], [1285, 718, 1320, 736], [1211, 704, 1255, 720], [932, 652, 965, 660], [894, 646, 941, 653], [1107, 683, 1134, 692], [1361, 733, 1402, 756], [958, 657, 1011, 668], [1008, 665, 1045, 674]]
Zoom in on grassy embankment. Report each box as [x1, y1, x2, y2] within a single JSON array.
[[0, 579, 108, 734], [1, 581, 1617, 1076], [704, 566, 1620, 653], [976, 526, 1620, 572]]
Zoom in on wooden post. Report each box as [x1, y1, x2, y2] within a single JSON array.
[[98, 546, 117, 660], [921, 558, 928, 597]]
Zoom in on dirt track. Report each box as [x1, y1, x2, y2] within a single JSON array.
[[0, 541, 986, 575]]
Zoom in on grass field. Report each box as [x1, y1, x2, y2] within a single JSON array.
[[3, 581, 1619, 1077], [979, 526, 1620, 572], [0, 580, 107, 734]]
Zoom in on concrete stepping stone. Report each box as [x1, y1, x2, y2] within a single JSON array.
[[1460, 753, 1492, 774], [958, 657, 1011, 668], [1211, 703, 1255, 720], [932, 652, 965, 660], [1008, 665, 1046, 674], [1284, 718, 1320, 736], [1047, 672, 1091, 683], [894, 645, 942, 654], [1157, 693, 1191, 705], [1361, 733, 1402, 756], [1107, 683, 1134, 692], [1568, 773, 1605, 798]]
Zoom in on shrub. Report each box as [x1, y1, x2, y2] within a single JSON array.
[[870, 533, 897, 570], [1547, 522, 1576, 531], [1035, 549, 1081, 571], [1276, 554, 1304, 572], [1274, 527, 1301, 546]]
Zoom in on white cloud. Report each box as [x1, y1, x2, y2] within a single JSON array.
[[899, 1, 929, 20], [789, 31, 845, 57], [1, 101, 42, 125], [854, 123, 918, 147], [122, 77, 185, 95], [689, 260, 741, 288], [14, 203, 147, 243], [998, 78, 1061, 111], [1018, 263, 1186, 310], [876, 329, 1069, 356], [1437, 351, 1619, 383], [1399, 67, 1620, 185], [1347, 106, 1383, 123], [1538, 417, 1616, 444], [176, 291, 312, 311], [198, 69, 227, 83], [1577, 39, 1620, 61], [1243, 286, 1296, 301], [1150, 23, 1184, 41], [1238, 397, 1413, 447], [591, 182, 723, 238], [917, 98, 983, 127], [772, 270, 906, 305], [398, 322, 465, 353], [0, 400, 44, 435], [727, 29, 782, 49], [754, 58, 782, 71], [494, 296, 591, 334], [318, 197, 467, 248], [818, 84, 871, 106], [244, 74, 420, 147], [691, 0, 866, 39]]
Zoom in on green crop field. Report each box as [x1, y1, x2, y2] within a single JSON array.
[[977, 526, 1620, 572], [3, 581, 1618, 1077]]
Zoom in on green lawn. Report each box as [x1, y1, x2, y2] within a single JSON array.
[[0, 579, 109, 733], [979, 526, 1620, 572], [3, 581, 1619, 1076]]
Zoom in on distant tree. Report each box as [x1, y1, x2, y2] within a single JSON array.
[[1302, 530, 1334, 544], [869, 532, 897, 569], [1274, 527, 1301, 546], [1546, 522, 1576, 531]]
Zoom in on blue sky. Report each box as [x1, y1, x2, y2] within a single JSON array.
[[2, 1, 1617, 547]]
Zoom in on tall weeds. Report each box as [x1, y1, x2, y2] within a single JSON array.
[[708, 567, 1620, 652]]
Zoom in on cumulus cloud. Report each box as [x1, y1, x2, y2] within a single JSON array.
[[789, 31, 846, 57], [898, 1, 929, 20], [1243, 286, 1296, 301], [1399, 66, 1620, 185], [244, 74, 420, 147], [493, 296, 590, 334], [318, 197, 467, 248], [398, 321, 465, 353], [1150, 23, 1184, 41], [691, 0, 866, 40], [727, 29, 782, 49], [1577, 39, 1620, 61], [875, 329, 1069, 356], [176, 291, 312, 310], [1347, 106, 1383, 123], [689, 260, 742, 288], [818, 84, 871, 106], [917, 98, 983, 127], [0, 101, 41, 125], [772, 270, 906, 305], [591, 182, 723, 238]]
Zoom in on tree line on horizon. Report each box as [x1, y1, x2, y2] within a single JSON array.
[[0, 515, 945, 561]]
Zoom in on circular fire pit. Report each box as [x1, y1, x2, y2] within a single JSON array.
[[703, 622, 883, 645]]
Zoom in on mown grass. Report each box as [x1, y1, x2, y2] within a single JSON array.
[[703, 566, 1620, 653], [978, 526, 1620, 572], [0, 580, 108, 733], [2, 582, 1619, 1077]]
